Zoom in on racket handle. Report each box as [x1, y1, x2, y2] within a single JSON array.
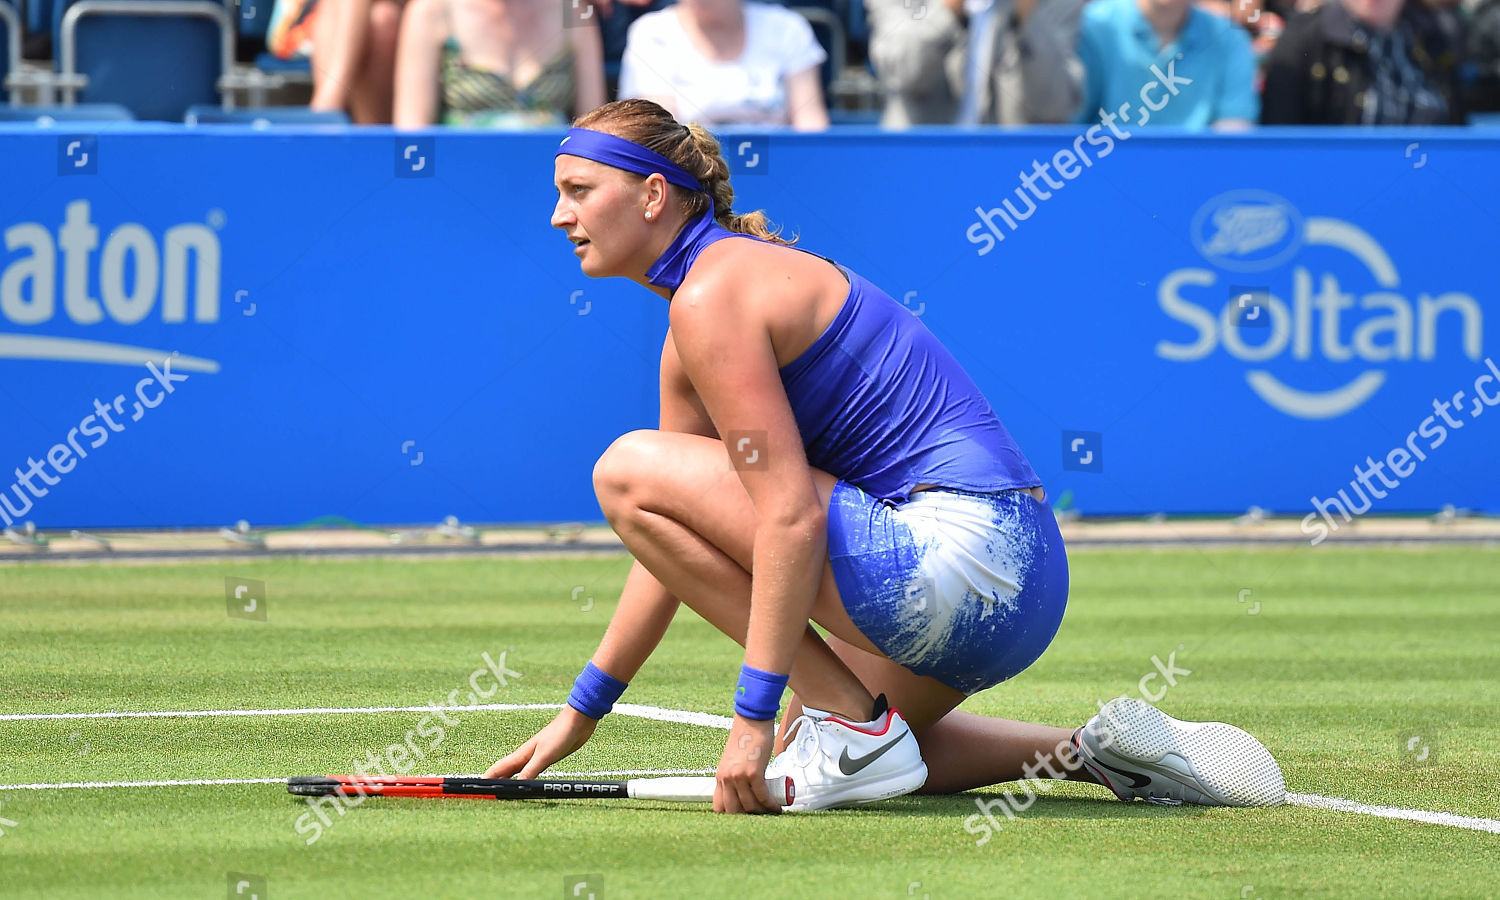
[[626, 775, 794, 806]]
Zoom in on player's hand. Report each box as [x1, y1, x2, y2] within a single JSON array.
[[485, 705, 597, 778], [715, 715, 780, 814]]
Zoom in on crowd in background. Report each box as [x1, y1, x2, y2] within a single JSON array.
[[261, 0, 1500, 127]]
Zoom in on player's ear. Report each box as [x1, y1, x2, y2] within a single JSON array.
[[642, 173, 669, 218]]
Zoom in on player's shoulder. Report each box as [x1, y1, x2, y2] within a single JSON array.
[[670, 237, 805, 319], [673, 237, 767, 299]]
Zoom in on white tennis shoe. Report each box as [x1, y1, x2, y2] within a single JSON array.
[[766, 695, 928, 811], [1072, 697, 1286, 807]]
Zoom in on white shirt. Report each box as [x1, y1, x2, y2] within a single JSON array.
[[619, 3, 827, 126]]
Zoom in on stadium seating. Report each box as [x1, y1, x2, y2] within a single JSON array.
[[0, 0, 15, 103], [54, 0, 235, 120], [24, 0, 51, 37], [236, 0, 269, 39], [240, 51, 311, 106], [0, 100, 132, 118], [10, 0, 897, 123], [843, 0, 868, 45], [184, 102, 346, 124], [789, 2, 880, 118], [252, 50, 310, 80], [791, 4, 844, 97]]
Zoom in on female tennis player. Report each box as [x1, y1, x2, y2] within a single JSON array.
[[486, 99, 1286, 814]]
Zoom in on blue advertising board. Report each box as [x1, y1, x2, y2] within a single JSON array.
[[1, 125, 1496, 528]]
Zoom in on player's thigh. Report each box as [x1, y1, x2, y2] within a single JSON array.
[[593, 429, 884, 656]]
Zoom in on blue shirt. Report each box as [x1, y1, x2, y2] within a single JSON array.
[[649, 211, 1040, 502], [1075, 0, 1258, 129]]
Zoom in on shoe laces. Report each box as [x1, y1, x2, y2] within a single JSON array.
[[783, 714, 827, 768]]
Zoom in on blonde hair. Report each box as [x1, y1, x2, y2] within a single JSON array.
[[573, 100, 795, 246]]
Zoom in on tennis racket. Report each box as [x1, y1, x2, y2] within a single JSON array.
[[288, 774, 794, 806]]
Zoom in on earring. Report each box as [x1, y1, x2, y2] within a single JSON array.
[[645, 211, 653, 220]]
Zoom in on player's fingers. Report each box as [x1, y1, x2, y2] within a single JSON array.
[[750, 774, 781, 814], [517, 753, 553, 780], [718, 779, 743, 815], [731, 777, 764, 815], [484, 740, 534, 778]]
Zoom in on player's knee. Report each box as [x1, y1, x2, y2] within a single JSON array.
[[592, 429, 660, 514]]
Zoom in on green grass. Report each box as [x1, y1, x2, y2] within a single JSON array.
[[1, 547, 1496, 898]]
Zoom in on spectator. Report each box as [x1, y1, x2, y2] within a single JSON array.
[[598, 0, 675, 97], [1471, 0, 1500, 110], [1260, 0, 1466, 123], [266, 0, 403, 123], [1075, 0, 1259, 129], [961, 0, 1088, 123], [619, 0, 830, 130], [865, 0, 1085, 126], [1194, 0, 1288, 61], [864, 0, 965, 125], [393, 0, 606, 128]]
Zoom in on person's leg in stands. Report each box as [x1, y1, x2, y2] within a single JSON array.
[[311, 0, 402, 122], [348, 0, 403, 123]]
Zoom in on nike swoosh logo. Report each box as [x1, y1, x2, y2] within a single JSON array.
[[838, 734, 906, 775], [1095, 760, 1151, 790]]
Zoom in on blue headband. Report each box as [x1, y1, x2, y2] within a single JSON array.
[[556, 128, 704, 193]]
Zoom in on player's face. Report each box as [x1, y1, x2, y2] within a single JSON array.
[[552, 157, 648, 279]]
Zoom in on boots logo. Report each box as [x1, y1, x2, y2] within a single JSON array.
[[1159, 190, 1482, 420], [1190, 189, 1304, 271], [0, 200, 224, 373]]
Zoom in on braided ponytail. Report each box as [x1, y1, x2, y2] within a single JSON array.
[[573, 100, 795, 245], [682, 123, 793, 244]]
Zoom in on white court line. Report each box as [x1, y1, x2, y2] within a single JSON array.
[[0, 702, 734, 731], [0, 704, 562, 721], [4, 703, 1495, 833], [1287, 793, 1500, 834], [0, 769, 717, 792]]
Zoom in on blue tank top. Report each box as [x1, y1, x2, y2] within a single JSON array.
[[647, 210, 1040, 502]]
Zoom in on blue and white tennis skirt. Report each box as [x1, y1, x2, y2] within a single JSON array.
[[827, 483, 1069, 695]]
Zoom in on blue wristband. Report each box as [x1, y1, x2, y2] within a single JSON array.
[[734, 664, 789, 721], [567, 661, 628, 720]]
